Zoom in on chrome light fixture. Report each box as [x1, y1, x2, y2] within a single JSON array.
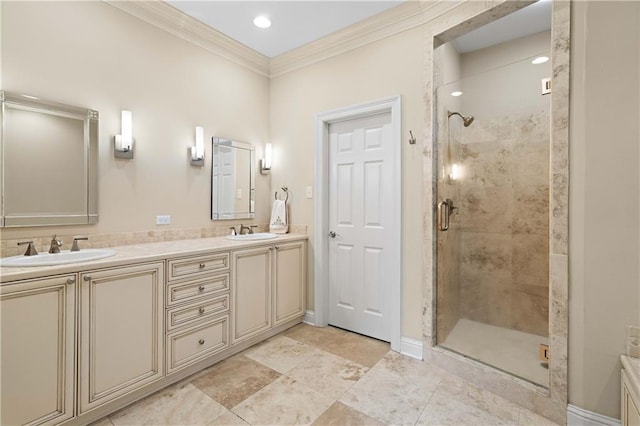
[[260, 143, 272, 174], [114, 110, 134, 159], [190, 126, 205, 166]]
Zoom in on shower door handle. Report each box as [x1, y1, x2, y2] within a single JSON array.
[[437, 199, 452, 231]]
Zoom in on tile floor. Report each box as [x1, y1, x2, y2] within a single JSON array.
[[94, 324, 559, 426]]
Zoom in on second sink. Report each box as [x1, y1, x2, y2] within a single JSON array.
[[226, 232, 278, 241]]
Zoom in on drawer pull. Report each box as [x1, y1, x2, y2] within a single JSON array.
[[199, 263, 205, 269], [199, 307, 205, 314], [83, 276, 92, 282], [198, 285, 205, 292], [66, 277, 76, 285], [199, 339, 205, 345]]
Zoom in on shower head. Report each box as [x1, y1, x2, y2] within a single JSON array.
[[447, 111, 474, 127]]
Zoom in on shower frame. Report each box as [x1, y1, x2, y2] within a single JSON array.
[[421, 1, 570, 423]]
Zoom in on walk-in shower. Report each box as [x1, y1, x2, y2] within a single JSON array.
[[434, 22, 552, 387]]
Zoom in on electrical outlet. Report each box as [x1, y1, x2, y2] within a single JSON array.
[[156, 215, 171, 225], [306, 186, 313, 199]]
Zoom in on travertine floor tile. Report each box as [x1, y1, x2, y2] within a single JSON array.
[[211, 410, 250, 425], [285, 323, 389, 367], [191, 355, 281, 409], [89, 417, 115, 426], [417, 375, 521, 426], [287, 350, 368, 399], [232, 376, 334, 426], [311, 401, 384, 426], [518, 408, 560, 425], [339, 365, 433, 425], [243, 335, 322, 373], [374, 350, 449, 389], [109, 382, 227, 426]]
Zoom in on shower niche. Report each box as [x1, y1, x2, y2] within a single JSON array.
[[434, 1, 552, 388]]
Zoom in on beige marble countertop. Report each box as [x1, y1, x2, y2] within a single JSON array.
[[0, 233, 307, 283], [622, 355, 640, 397]]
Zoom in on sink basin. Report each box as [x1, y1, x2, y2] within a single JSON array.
[[226, 232, 278, 241], [0, 249, 116, 267]]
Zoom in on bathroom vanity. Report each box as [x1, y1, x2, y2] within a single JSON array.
[[0, 234, 307, 426], [622, 355, 640, 426]]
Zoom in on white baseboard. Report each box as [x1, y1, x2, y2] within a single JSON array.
[[303, 310, 316, 326], [400, 336, 423, 360], [567, 404, 620, 426]]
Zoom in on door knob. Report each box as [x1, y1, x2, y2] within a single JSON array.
[[328, 231, 338, 238]]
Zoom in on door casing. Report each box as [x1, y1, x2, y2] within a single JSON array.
[[313, 96, 402, 352]]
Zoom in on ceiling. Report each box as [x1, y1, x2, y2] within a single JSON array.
[[452, 0, 552, 53], [165, 0, 551, 59], [166, 1, 403, 58]]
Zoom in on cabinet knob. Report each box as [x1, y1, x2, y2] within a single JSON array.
[[199, 339, 205, 345], [199, 263, 205, 269], [83, 276, 92, 282], [275, 246, 280, 250], [66, 277, 76, 285], [199, 307, 205, 314], [198, 285, 205, 292]]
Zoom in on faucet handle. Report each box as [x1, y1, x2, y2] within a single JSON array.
[[17, 241, 38, 256], [250, 225, 258, 234], [229, 227, 237, 236], [71, 237, 89, 252]]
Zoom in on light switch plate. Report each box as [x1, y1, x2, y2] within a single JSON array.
[[156, 215, 171, 225], [306, 186, 313, 199]]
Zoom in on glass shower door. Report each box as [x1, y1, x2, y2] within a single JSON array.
[[434, 53, 551, 387]]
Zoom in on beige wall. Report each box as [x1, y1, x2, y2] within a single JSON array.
[[1, 1, 271, 244], [569, 1, 640, 418], [270, 25, 427, 340]]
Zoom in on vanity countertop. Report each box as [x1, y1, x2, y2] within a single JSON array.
[[622, 355, 640, 397], [0, 233, 307, 283]]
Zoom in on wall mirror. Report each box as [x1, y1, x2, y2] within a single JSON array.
[[0, 91, 99, 227], [211, 137, 255, 220]]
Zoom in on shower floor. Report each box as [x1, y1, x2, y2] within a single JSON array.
[[441, 318, 549, 387]]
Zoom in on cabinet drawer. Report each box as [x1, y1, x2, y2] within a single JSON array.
[[167, 274, 229, 307], [167, 253, 229, 282], [167, 294, 229, 331], [167, 315, 229, 374]]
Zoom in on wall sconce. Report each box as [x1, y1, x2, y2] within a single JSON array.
[[260, 143, 272, 174], [114, 110, 134, 159], [190, 126, 205, 166]]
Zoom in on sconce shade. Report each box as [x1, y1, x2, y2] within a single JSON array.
[[114, 110, 134, 159]]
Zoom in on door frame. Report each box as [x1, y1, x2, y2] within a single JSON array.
[[313, 95, 402, 352]]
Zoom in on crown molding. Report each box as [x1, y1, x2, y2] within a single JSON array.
[[270, 1, 464, 78], [104, 0, 465, 79], [103, 0, 271, 77]]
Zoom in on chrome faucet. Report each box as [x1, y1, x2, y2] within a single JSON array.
[[17, 241, 38, 256], [48, 235, 62, 254], [239, 224, 251, 235], [71, 237, 89, 252]]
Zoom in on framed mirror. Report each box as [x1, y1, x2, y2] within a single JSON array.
[[211, 137, 255, 220], [0, 91, 99, 227]]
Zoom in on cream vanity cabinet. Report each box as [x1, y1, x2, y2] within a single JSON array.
[[78, 262, 164, 414], [622, 366, 640, 426], [0, 274, 76, 426], [231, 241, 306, 344], [165, 252, 230, 374]]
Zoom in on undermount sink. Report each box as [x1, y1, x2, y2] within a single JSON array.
[[0, 248, 116, 267], [225, 232, 278, 241]]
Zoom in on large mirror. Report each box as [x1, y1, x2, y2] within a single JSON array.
[[1, 91, 99, 227], [211, 137, 255, 220]]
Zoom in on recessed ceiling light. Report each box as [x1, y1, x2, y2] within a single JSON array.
[[253, 16, 271, 29], [532, 56, 549, 65], [451, 91, 463, 97]]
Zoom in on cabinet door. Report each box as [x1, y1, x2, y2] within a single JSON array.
[[623, 370, 640, 426], [231, 246, 272, 344], [79, 262, 164, 413], [273, 241, 306, 326], [1, 275, 76, 426]]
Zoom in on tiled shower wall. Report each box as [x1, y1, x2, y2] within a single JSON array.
[[457, 108, 550, 337]]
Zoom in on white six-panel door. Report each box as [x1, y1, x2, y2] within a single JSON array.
[[328, 112, 393, 342]]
